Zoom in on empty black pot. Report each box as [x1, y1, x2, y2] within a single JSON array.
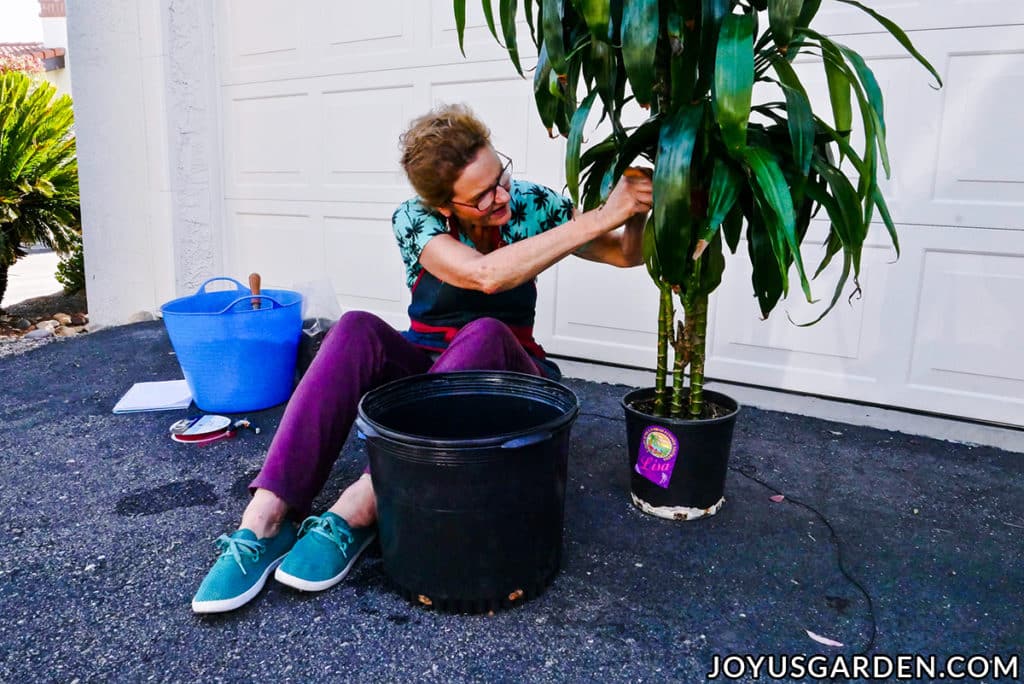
[[356, 371, 579, 613]]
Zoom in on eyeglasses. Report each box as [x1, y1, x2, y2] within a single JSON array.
[[448, 151, 513, 213]]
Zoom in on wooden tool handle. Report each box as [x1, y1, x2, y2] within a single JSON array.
[[248, 273, 261, 310]]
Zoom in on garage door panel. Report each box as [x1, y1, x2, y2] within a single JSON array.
[[934, 51, 1024, 207], [221, 1, 303, 69], [227, 93, 312, 190], [325, 0, 406, 49], [325, 216, 410, 320], [323, 86, 416, 178], [912, 251, 1024, 389], [227, 210, 324, 288]]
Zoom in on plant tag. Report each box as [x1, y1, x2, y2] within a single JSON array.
[[635, 425, 679, 488]]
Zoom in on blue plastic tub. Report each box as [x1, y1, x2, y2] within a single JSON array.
[[160, 277, 304, 413]]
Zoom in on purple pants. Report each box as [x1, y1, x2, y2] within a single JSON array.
[[249, 311, 543, 517]]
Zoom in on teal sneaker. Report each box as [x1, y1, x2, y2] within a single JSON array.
[[191, 526, 297, 614], [274, 512, 376, 592]]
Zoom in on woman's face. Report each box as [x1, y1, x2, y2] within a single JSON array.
[[441, 146, 512, 227]]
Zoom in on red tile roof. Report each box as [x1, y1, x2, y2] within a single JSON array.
[[0, 42, 65, 61]]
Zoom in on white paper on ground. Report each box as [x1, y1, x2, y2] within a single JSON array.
[[112, 380, 193, 413]]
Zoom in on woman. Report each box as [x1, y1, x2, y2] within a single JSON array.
[[191, 103, 653, 613]]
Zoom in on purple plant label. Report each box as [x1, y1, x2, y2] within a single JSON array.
[[635, 425, 679, 489]]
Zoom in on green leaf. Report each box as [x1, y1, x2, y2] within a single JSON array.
[[500, 0, 524, 76], [482, 0, 501, 42], [642, 214, 661, 282], [612, 114, 661, 180], [873, 184, 899, 257], [455, 0, 467, 55], [722, 200, 744, 253], [542, 0, 567, 73], [797, 0, 822, 29], [824, 54, 853, 136], [525, 0, 539, 46], [698, 0, 732, 96], [698, 158, 742, 244], [713, 13, 755, 154], [768, 0, 803, 49], [579, 0, 610, 40], [769, 54, 814, 181], [566, 90, 599, 205], [620, 0, 658, 106], [696, 231, 726, 295], [653, 103, 704, 285], [833, 0, 943, 87], [797, 248, 852, 327], [589, 38, 616, 117], [837, 44, 889, 176], [533, 44, 559, 134], [810, 155, 864, 278], [742, 146, 813, 302], [747, 208, 785, 317]]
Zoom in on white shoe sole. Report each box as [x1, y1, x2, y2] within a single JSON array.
[[274, 532, 376, 593], [191, 553, 288, 614]]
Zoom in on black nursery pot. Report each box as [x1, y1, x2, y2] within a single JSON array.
[[356, 371, 579, 613], [621, 388, 740, 521]]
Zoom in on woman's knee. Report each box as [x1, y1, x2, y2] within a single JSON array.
[[319, 311, 390, 355], [454, 317, 515, 343]]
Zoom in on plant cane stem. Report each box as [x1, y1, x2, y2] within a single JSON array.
[[670, 319, 686, 417], [654, 286, 672, 416], [687, 293, 709, 419]]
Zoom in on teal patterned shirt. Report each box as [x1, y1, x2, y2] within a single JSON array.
[[391, 180, 575, 287]]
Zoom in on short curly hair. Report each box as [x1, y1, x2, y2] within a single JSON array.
[[399, 103, 491, 209]]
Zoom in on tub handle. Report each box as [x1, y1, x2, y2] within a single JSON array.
[[217, 295, 284, 314], [196, 277, 248, 294], [501, 431, 552, 450], [354, 417, 381, 439]]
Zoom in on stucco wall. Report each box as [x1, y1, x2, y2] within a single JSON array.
[[66, 0, 222, 325]]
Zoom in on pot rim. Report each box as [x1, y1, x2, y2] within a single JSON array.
[[621, 386, 741, 425], [358, 370, 580, 449]]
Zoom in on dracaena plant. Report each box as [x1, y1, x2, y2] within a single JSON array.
[[454, 0, 940, 418]]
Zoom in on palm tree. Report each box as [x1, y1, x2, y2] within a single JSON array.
[[0, 71, 79, 309]]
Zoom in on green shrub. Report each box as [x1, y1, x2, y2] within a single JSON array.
[[56, 232, 85, 294]]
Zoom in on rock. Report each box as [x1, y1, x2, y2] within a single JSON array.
[[55, 325, 85, 337], [35, 320, 60, 332], [24, 328, 54, 340], [53, 313, 73, 325], [14, 318, 32, 331], [84, 322, 105, 334], [128, 311, 156, 323], [70, 313, 88, 326]]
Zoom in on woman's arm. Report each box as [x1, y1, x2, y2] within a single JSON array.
[[419, 171, 652, 294], [572, 211, 646, 267]]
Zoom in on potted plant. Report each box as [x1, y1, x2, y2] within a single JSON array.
[[454, 0, 940, 519]]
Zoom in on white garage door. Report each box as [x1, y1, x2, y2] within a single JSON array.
[[215, 0, 1024, 427]]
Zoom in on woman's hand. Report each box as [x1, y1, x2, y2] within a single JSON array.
[[599, 167, 653, 229]]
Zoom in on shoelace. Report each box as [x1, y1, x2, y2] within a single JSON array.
[[298, 515, 354, 553], [214, 534, 264, 576]]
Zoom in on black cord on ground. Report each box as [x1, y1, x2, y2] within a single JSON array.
[[729, 464, 878, 656], [577, 410, 878, 654]]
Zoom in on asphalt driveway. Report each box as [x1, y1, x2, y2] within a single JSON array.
[[1, 322, 1021, 682]]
